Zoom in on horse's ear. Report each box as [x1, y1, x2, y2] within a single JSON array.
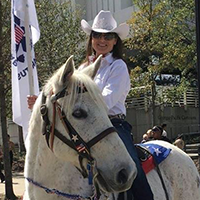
[[81, 55, 102, 79], [59, 55, 75, 84]]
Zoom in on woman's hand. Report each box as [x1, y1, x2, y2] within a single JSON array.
[[27, 95, 38, 110]]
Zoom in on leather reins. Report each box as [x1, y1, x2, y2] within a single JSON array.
[[40, 86, 116, 177]]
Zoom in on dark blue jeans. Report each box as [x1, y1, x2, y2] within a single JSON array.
[[111, 118, 154, 200]]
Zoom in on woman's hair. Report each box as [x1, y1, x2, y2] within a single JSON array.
[[84, 32, 123, 64]]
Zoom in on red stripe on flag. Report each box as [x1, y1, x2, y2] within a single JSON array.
[[141, 156, 155, 174], [77, 145, 86, 152], [15, 25, 24, 44]]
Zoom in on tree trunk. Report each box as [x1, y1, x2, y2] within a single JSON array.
[[0, 1, 17, 199], [151, 81, 156, 126], [18, 126, 26, 153]]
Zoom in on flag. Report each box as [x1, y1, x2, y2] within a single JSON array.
[[141, 143, 171, 164], [76, 144, 86, 153], [137, 143, 172, 174], [11, 0, 40, 143]]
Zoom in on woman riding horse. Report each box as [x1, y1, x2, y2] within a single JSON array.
[[79, 10, 154, 200]]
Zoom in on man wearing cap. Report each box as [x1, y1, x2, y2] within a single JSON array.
[[152, 126, 172, 143]]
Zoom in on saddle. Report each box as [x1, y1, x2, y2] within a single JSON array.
[[135, 144, 151, 162], [136, 143, 172, 173], [135, 144, 155, 174]]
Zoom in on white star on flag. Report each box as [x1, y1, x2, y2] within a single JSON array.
[[153, 147, 162, 156], [72, 134, 78, 142]]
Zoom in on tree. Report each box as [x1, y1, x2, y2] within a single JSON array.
[[0, 0, 12, 119], [125, 0, 196, 125], [126, 0, 196, 101], [127, 0, 195, 74], [0, 0, 17, 199], [34, 0, 86, 86]]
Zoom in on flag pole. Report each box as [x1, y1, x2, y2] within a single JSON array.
[[23, 0, 34, 95]]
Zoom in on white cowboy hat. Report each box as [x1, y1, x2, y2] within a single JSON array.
[[81, 10, 129, 40]]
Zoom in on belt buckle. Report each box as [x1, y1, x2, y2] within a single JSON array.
[[118, 114, 125, 120], [109, 114, 125, 120]]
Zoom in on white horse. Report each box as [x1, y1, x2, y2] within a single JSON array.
[[24, 55, 136, 200], [24, 55, 200, 200]]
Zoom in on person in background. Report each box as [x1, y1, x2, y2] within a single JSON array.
[[0, 146, 5, 183], [142, 133, 149, 142], [173, 134, 185, 150], [151, 125, 172, 143], [161, 123, 167, 137], [8, 135, 15, 168], [79, 10, 154, 200], [173, 138, 185, 150], [141, 129, 153, 143]]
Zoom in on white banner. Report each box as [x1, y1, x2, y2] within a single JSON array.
[[11, 0, 40, 142]]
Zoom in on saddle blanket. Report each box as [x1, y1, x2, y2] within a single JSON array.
[[137, 143, 171, 174]]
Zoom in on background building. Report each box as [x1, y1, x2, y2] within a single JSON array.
[[71, 0, 134, 24]]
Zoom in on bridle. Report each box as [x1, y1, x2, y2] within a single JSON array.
[[40, 85, 116, 180]]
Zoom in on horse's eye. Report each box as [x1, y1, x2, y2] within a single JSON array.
[[72, 109, 88, 119]]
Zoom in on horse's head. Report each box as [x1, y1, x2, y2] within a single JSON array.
[[30, 55, 136, 194]]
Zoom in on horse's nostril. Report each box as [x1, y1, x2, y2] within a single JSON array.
[[117, 169, 128, 184]]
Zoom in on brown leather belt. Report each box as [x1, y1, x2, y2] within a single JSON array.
[[108, 114, 126, 120]]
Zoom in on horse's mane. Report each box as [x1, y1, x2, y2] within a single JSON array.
[[42, 66, 107, 117]]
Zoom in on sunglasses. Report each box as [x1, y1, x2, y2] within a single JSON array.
[[92, 31, 117, 40]]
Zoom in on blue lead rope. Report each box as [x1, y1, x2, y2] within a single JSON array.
[[25, 177, 98, 200], [87, 163, 93, 185]]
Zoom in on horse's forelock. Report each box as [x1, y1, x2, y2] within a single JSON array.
[[42, 69, 107, 116], [64, 71, 107, 116]]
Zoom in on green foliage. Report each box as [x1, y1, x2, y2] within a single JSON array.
[[126, 0, 196, 101], [128, 67, 152, 97], [0, 0, 11, 118], [35, 0, 86, 87], [157, 78, 190, 104], [127, 0, 196, 73]]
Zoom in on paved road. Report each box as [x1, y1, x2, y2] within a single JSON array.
[[0, 172, 25, 198]]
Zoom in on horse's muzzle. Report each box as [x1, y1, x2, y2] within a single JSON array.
[[95, 165, 136, 193]]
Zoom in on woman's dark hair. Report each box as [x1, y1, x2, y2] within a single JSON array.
[[84, 32, 123, 64]]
